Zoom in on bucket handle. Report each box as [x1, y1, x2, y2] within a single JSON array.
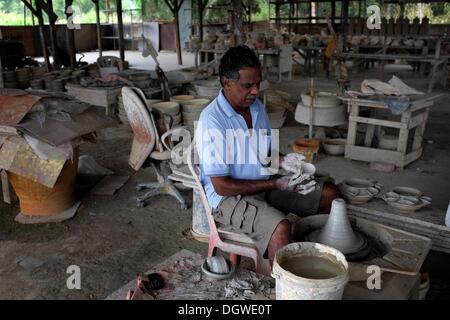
[[271, 272, 280, 280]]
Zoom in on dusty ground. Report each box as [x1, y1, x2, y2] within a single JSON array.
[[0, 58, 449, 299]]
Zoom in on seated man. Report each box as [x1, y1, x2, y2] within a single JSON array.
[[196, 45, 341, 265]]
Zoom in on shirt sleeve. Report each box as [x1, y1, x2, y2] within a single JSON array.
[[197, 113, 230, 177]]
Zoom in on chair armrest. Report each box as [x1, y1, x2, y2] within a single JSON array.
[[160, 126, 188, 152]]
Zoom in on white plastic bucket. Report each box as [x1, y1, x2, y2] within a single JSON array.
[[272, 242, 349, 300]]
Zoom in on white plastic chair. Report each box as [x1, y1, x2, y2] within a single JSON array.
[[121, 86, 187, 209], [186, 143, 272, 275]]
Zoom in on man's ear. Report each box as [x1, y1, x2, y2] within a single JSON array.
[[222, 76, 231, 90]]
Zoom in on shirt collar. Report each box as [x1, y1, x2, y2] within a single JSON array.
[[218, 89, 261, 121]]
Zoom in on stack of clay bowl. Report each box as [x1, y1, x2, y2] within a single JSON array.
[[45, 74, 66, 92], [29, 78, 44, 90], [152, 101, 182, 126], [187, 35, 201, 52], [15, 67, 32, 89], [193, 79, 221, 99], [130, 72, 152, 89], [60, 68, 73, 78], [201, 31, 217, 50], [70, 69, 87, 84], [381, 186, 432, 212], [296, 91, 346, 127], [169, 95, 194, 126], [87, 64, 101, 78], [378, 134, 398, 150], [265, 89, 290, 129], [214, 33, 227, 50], [3, 69, 18, 88], [29, 65, 47, 89], [338, 178, 383, 204], [181, 98, 211, 136], [31, 65, 47, 79]]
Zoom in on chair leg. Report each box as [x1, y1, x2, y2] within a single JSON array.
[[208, 244, 217, 257], [164, 181, 188, 210], [136, 182, 161, 191], [255, 256, 272, 276], [136, 188, 164, 208], [229, 253, 240, 266]]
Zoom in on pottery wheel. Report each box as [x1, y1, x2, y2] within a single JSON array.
[[306, 230, 369, 261]]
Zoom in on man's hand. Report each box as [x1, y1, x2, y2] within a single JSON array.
[[280, 152, 306, 173], [275, 175, 294, 191]]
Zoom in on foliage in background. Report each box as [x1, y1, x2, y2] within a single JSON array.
[[1, 0, 450, 26]]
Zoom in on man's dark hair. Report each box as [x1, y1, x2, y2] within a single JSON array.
[[219, 45, 261, 86]]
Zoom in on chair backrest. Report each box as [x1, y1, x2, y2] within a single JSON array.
[[97, 55, 124, 70], [121, 86, 158, 170], [186, 143, 220, 240]]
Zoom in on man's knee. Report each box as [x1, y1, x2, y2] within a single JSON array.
[[322, 182, 342, 202], [272, 219, 291, 241], [318, 182, 342, 213]]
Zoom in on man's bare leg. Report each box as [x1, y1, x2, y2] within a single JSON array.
[[267, 219, 291, 265], [317, 182, 342, 214]]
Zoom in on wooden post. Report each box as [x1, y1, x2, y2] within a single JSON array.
[[198, 0, 208, 42], [37, 9, 50, 71], [331, 0, 335, 25], [232, 0, 243, 45], [21, 0, 51, 71], [46, 0, 61, 68], [164, 0, 185, 65], [0, 28, 3, 89], [65, 0, 76, 68], [116, 0, 125, 61], [93, 0, 103, 57], [341, 0, 348, 35], [275, 1, 281, 29], [309, 78, 314, 139], [248, 0, 253, 32], [174, 8, 182, 65]]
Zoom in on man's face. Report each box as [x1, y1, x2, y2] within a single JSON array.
[[222, 66, 262, 108]]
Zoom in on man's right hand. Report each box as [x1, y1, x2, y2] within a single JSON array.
[[275, 175, 294, 191]]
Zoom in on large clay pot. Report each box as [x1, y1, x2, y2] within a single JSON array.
[[7, 147, 79, 216]]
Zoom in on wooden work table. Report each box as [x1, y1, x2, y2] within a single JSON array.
[[342, 95, 436, 169], [348, 199, 450, 254], [65, 83, 122, 115]]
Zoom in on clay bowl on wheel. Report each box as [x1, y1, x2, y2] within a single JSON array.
[[322, 139, 346, 156]]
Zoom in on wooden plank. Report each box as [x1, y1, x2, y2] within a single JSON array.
[[349, 116, 407, 129], [404, 148, 423, 166], [347, 210, 450, 253], [66, 84, 121, 111], [348, 200, 448, 231], [408, 112, 428, 129], [345, 145, 401, 166], [1, 170, 10, 203], [412, 109, 429, 150], [397, 112, 411, 154], [410, 100, 433, 112], [349, 103, 360, 116], [364, 124, 375, 147]]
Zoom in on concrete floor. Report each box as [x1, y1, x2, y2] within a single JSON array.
[[1, 55, 449, 299]]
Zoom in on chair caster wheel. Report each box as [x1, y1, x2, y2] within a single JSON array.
[[137, 201, 145, 208], [180, 203, 188, 210]]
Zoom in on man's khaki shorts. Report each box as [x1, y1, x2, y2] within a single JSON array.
[[213, 184, 322, 255]]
